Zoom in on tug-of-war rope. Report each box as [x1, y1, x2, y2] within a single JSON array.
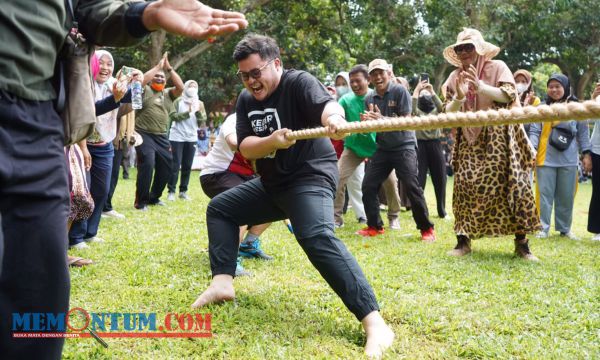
[[286, 100, 600, 141]]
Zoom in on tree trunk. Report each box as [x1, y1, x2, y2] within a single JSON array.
[[170, 0, 272, 70], [576, 65, 598, 99], [149, 30, 166, 67], [433, 62, 450, 96]]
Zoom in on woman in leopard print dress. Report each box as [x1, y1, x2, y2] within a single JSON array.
[[441, 28, 540, 260]]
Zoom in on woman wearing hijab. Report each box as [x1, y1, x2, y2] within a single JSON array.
[[70, 50, 117, 248], [412, 80, 447, 219], [442, 28, 540, 260], [513, 69, 541, 135], [528, 74, 591, 240], [334, 71, 351, 100], [167, 80, 207, 201], [69, 49, 133, 249]]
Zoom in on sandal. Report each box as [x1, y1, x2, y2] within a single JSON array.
[[68, 255, 93, 267]]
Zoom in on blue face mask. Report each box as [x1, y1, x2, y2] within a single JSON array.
[[336, 86, 350, 98]]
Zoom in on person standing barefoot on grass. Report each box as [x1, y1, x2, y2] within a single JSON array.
[[192, 34, 394, 358]]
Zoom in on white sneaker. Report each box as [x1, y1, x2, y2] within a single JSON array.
[[102, 210, 125, 219], [167, 192, 176, 201], [591, 233, 600, 241], [536, 231, 548, 239], [179, 192, 191, 201], [389, 218, 401, 230], [560, 232, 580, 240], [71, 242, 89, 250], [86, 236, 105, 243]]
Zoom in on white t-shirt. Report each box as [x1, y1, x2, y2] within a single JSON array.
[[200, 113, 254, 176]]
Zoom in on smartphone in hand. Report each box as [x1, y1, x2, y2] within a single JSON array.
[[420, 73, 429, 83]]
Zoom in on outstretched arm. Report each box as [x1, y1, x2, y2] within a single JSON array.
[[142, 0, 248, 39]]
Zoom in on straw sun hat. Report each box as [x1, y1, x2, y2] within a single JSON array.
[[443, 28, 500, 67]]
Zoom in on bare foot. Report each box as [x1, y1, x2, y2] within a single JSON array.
[[362, 311, 395, 359], [191, 275, 235, 308]]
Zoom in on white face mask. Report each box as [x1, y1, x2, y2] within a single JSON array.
[[516, 83, 528, 94], [336, 86, 350, 98], [185, 87, 198, 97]]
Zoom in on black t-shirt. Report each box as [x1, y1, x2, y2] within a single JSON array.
[[236, 69, 338, 192]]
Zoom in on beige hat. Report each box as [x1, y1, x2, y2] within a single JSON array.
[[368, 59, 390, 74], [443, 28, 500, 67]]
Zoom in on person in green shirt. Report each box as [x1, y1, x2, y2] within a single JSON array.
[[333, 64, 402, 228], [134, 54, 184, 209], [0, 2, 246, 359]]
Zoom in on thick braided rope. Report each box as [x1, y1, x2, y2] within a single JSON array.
[[286, 100, 600, 141]]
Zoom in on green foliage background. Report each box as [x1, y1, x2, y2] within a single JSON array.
[[109, 0, 599, 114]]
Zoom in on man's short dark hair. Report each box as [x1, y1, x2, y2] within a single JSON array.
[[349, 64, 368, 79], [233, 34, 280, 62]]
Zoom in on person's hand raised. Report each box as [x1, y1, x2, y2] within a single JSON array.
[[423, 82, 434, 92], [360, 103, 383, 121], [142, 0, 248, 39], [463, 64, 480, 92], [412, 81, 423, 97], [454, 73, 466, 100], [592, 82, 600, 100], [524, 91, 534, 106], [112, 81, 127, 102]]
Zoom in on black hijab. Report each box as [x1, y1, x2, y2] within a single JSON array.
[[545, 73, 578, 104], [417, 92, 436, 113]]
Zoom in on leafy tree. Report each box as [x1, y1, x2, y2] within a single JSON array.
[[108, 0, 599, 112]]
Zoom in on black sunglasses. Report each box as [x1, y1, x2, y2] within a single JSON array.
[[236, 59, 274, 82], [454, 44, 475, 54]]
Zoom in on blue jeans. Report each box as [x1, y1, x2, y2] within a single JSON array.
[[206, 178, 379, 320], [69, 142, 114, 245]]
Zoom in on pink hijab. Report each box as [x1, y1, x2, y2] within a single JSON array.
[[442, 56, 519, 143], [90, 52, 100, 80]]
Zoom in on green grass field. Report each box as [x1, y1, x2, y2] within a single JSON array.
[[64, 170, 599, 359]]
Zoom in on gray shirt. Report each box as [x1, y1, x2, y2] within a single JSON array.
[[529, 120, 591, 167], [364, 82, 415, 151]]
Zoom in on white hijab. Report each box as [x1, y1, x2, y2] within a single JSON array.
[[180, 80, 200, 111], [92, 49, 118, 143]]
